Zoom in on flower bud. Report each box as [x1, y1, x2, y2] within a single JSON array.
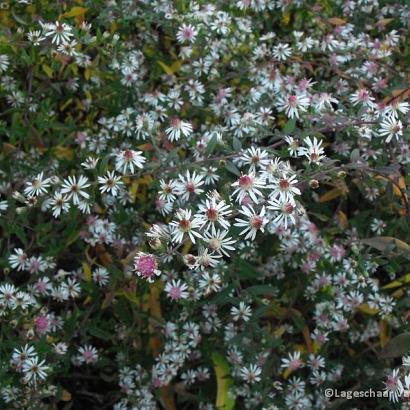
[[309, 179, 319, 189]]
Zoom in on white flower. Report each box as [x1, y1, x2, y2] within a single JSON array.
[[231, 173, 265, 204], [298, 137, 325, 163], [268, 198, 297, 229], [93, 267, 110, 286], [43, 21, 74, 45], [49, 191, 70, 218], [77, 345, 99, 364], [115, 149, 146, 174], [277, 94, 310, 119], [240, 364, 262, 384], [379, 116, 403, 143], [98, 171, 124, 196], [239, 147, 270, 172], [165, 118, 193, 142], [384, 368, 404, 402], [8, 248, 28, 271], [165, 279, 189, 300], [269, 172, 301, 201], [196, 197, 231, 230], [204, 227, 236, 257], [61, 175, 90, 205], [22, 356, 49, 385], [234, 205, 268, 240], [176, 171, 205, 201], [177, 24, 198, 43], [272, 43, 292, 60], [24, 172, 51, 197], [170, 209, 203, 244], [231, 302, 252, 322], [198, 271, 221, 294]]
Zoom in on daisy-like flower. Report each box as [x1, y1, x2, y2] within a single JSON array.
[[234, 205, 268, 240], [349, 88, 374, 107], [27, 30, 45, 46], [98, 171, 124, 196], [133, 253, 161, 282], [281, 351, 304, 371], [159, 179, 179, 203], [165, 279, 189, 300], [240, 364, 262, 384], [231, 173, 265, 204], [298, 137, 325, 164], [8, 248, 28, 271], [378, 116, 403, 143], [165, 118, 193, 142], [176, 24, 198, 43], [384, 369, 404, 403], [277, 94, 310, 119], [77, 345, 99, 364], [49, 191, 70, 218], [268, 198, 297, 229], [0, 54, 10, 72], [81, 156, 99, 170], [198, 271, 222, 294], [231, 302, 252, 322], [170, 209, 203, 244], [115, 149, 146, 174], [196, 197, 231, 230], [43, 21, 74, 45], [270, 172, 301, 201], [204, 227, 236, 257], [239, 147, 270, 172], [61, 175, 90, 205], [92, 267, 110, 286], [22, 356, 49, 385], [24, 172, 51, 197], [176, 171, 205, 201], [272, 43, 292, 60], [11, 344, 36, 369]]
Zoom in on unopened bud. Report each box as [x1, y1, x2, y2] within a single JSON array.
[[338, 171, 346, 178], [309, 179, 319, 189]]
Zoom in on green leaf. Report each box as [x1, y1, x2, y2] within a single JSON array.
[[225, 161, 240, 177], [206, 135, 218, 155], [362, 237, 410, 259], [282, 118, 296, 134], [212, 352, 235, 410], [246, 285, 277, 296], [232, 136, 242, 151], [88, 324, 112, 341], [380, 332, 410, 359]]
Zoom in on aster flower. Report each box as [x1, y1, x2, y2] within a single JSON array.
[[77, 345, 99, 364], [240, 364, 262, 384], [98, 171, 124, 196], [378, 116, 403, 143], [277, 93, 310, 119], [170, 209, 203, 244], [234, 205, 268, 240], [196, 197, 231, 230], [176, 24, 198, 43], [269, 172, 301, 201], [134, 253, 161, 282], [22, 356, 49, 385], [176, 171, 205, 201], [42, 21, 74, 45], [231, 302, 252, 322], [115, 149, 146, 174], [165, 118, 193, 142], [165, 280, 189, 300], [8, 248, 28, 271], [61, 175, 90, 205], [24, 172, 51, 197], [231, 173, 265, 204], [268, 198, 297, 229], [298, 137, 325, 164]]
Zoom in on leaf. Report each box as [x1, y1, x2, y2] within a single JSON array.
[[383, 273, 410, 290], [82, 262, 92, 282], [282, 118, 296, 134], [245, 285, 277, 296], [157, 60, 181, 75], [379, 320, 389, 348], [318, 188, 345, 203], [42, 63, 53, 78], [232, 136, 242, 151], [212, 352, 235, 410], [61, 7, 88, 18], [362, 237, 410, 258], [225, 161, 240, 177], [328, 17, 347, 25], [206, 135, 218, 156], [88, 325, 112, 341], [358, 303, 379, 315], [380, 332, 410, 359], [52, 145, 74, 160], [61, 389, 72, 402]]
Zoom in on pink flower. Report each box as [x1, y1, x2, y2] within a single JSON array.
[[133, 253, 161, 282]]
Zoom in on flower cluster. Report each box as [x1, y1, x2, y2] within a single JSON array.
[[0, 0, 409, 409]]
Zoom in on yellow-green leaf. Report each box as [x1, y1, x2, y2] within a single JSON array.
[[212, 352, 235, 410], [82, 262, 92, 282], [383, 273, 410, 289], [62, 7, 88, 18], [42, 63, 53, 78]]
